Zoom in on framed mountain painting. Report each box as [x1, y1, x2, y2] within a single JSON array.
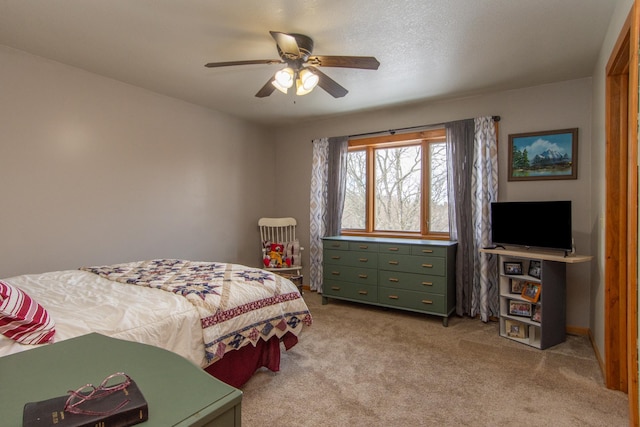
[[508, 128, 578, 181]]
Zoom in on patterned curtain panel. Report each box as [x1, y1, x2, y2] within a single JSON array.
[[309, 137, 349, 293], [446, 117, 499, 321], [471, 116, 499, 321], [309, 138, 329, 292]]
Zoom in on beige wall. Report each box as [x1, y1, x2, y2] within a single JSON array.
[[273, 78, 594, 328], [589, 0, 635, 375], [0, 45, 276, 278]]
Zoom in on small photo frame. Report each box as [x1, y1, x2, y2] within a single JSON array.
[[509, 300, 532, 317], [521, 282, 542, 303], [506, 319, 529, 339], [510, 279, 525, 294], [504, 261, 523, 275], [532, 304, 542, 322], [528, 260, 541, 279]]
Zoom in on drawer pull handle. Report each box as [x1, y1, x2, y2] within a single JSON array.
[[358, 274, 368, 279], [332, 244, 341, 248], [389, 278, 399, 282], [388, 247, 399, 251], [422, 249, 433, 253], [388, 295, 399, 300], [422, 281, 433, 286], [388, 261, 399, 265], [359, 258, 368, 262], [358, 290, 368, 295], [422, 263, 433, 268], [331, 271, 341, 276], [422, 299, 433, 305], [332, 256, 341, 260], [331, 286, 341, 291], [359, 245, 369, 249]]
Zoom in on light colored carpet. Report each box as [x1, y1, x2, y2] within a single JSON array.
[[241, 292, 628, 427]]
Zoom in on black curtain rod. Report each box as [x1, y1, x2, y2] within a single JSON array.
[[346, 115, 501, 139]]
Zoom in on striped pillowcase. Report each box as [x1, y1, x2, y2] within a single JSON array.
[[0, 280, 55, 344]]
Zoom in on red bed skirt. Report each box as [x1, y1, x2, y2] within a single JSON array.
[[204, 332, 298, 388]]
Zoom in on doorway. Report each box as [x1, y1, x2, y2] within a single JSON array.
[[604, 3, 639, 425]]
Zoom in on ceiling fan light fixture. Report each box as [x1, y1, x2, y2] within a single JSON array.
[[274, 67, 295, 88], [296, 68, 319, 95], [272, 79, 289, 94]]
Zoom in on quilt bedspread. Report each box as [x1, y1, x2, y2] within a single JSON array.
[[81, 259, 312, 363]]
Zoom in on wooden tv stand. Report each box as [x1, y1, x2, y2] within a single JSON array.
[[480, 247, 592, 349]]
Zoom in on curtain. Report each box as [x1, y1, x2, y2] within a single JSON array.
[[446, 117, 499, 321], [309, 136, 348, 292], [471, 117, 499, 321]]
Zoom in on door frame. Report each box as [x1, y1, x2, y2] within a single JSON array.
[[604, 3, 639, 425]]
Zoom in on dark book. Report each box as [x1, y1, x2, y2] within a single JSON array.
[[22, 379, 148, 427]]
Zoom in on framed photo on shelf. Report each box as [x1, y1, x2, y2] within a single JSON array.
[[504, 261, 523, 275], [521, 282, 542, 303], [509, 300, 532, 317], [532, 304, 542, 322], [506, 319, 528, 339], [508, 128, 578, 181], [510, 279, 526, 294], [528, 260, 541, 279]]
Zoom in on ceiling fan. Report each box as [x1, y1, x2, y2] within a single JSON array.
[[204, 31, 380, 98]]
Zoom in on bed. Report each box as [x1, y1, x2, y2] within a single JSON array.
[[0, 259, 312, 388]]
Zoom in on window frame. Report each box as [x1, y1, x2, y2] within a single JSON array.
[[341, 129, 450, 240]]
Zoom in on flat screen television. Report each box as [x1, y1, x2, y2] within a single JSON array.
[[490, 201, 572, 252]]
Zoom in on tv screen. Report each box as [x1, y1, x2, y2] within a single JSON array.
[[490, 201, 572, 251]]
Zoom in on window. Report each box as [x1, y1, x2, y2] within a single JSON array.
[[341, 129, 449, 239]]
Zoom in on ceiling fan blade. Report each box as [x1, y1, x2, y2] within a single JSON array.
[[307, 66, 348, 98], [255, 78, 277, 98], [269, 31, 300, 57], [205, 59, 283, 68], [308, 55, 380, 70]]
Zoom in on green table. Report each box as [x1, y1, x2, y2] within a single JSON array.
[[0, 333, 242, 426]]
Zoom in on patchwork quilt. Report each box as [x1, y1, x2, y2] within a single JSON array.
[[81, 259, 312, 363]]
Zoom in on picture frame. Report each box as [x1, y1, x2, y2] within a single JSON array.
[[510, 279, 526, 294], [509, 300, 532, 317], [532, 304, 542, 322], [505, 319, 528, 339], [508, 128, 578, 181], [521, 282, 542, 303], [528, 260, 542, 279], [504, 261, 523, 275]]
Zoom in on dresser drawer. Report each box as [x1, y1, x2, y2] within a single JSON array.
[[323, 265, 377, 285], [323, 239, 349, 250], [324, 249, 378, 268], [378, 270, 447, 294], [411, 245, 448, 258], [378, 243, 411, 255], [378, 287, 446, 314], [323, 280, 378, 303], [349, 241, 378, 252], [378, 254, 446, 276]]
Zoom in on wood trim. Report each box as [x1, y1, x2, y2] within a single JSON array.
[[605, 46, 629, 393], [566, 326, 590, 336], [605, 5, 639, 425], [627, 4, 639, 424]]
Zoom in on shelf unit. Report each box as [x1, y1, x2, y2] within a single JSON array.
[[481, 248, 592, 350]]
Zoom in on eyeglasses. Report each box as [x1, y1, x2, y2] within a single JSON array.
[[64, 372, 132, 416]]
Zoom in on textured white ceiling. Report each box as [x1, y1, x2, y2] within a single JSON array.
[[0, 0, 621, 126]]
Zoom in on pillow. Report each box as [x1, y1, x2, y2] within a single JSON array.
[[285, 240, 300, 265], [262, 240, 299, 268], [0, 280, 55, 344]]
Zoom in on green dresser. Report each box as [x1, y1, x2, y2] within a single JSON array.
[[0, 333, 242, 426], [322, 236, 457, 326]]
